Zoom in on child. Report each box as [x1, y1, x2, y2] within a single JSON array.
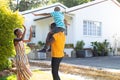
[[32, 6, 68, 52], [14, 25, 32, 80]]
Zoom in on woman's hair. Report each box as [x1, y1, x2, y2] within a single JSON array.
[[14, 29, 19, 36]]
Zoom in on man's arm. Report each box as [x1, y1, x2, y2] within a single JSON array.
[[32, 13, 51, 16]]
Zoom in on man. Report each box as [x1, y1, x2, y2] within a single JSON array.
[[48, 23, 66, 80]]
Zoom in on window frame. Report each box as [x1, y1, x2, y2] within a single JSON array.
[[83, 20, 102, 37]]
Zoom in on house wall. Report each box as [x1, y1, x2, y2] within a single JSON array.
[[65, 16, 74, 44], [33, 18, 53, 44], [23, 14, 34, 42], [69, 0, 120, 48]]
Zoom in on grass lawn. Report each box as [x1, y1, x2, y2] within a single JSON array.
[[0, 70, 80, 80], [0, 75, 16, 80]]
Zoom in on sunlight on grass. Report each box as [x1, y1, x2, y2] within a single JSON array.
[[31, 70, 80, 80], [32, 70, 43, 73], [0, 70, 82, 80], [0, 70, 44, 80], [0, 74, 16, 80], [6, 75, 16, 80], [31, 70, 53, 80]]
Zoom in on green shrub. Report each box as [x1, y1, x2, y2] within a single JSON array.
[[0, 74, 16, 80], [65, 44, 74, 48], [75, 40, 85, 51], [0, 1, 24, 71], [38, 41, 44, 46], [91, 39, 110, 56]]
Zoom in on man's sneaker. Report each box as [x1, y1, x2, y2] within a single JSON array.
[[38, 48, 46, 52]]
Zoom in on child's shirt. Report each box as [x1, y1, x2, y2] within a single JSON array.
[[50, 11, 65, 29]]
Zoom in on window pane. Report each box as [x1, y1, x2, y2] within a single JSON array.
[[31, 25, 36, 37], [83, 21, 87, 35], [83, 20, 102, 36]]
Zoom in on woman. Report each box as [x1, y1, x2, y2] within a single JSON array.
[[14, 25, 32, 80]]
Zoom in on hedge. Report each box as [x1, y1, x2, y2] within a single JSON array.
[[0, 0, 24, 71]]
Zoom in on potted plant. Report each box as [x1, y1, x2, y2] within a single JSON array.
[[64, 44, 74, 57], [91, 39, 110, 56], [108, 47, 114, 56], [91, 41, 99, 56], [38, 41, 45, 49], [75, 40, 85, 58]]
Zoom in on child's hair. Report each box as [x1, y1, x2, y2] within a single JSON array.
[[54, 7, 60, 11], [14, 29, 19, 36], [50, 23, 56, 29]]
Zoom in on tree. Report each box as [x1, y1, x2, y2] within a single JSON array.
[[0, 0, 24, 71], [51, 0, 95, 7], [117, 0, 120, 3], [9, 0, 16, 11], [18, 0, 50, 11], [18, 0, 29, 11], [9, 0, 95, 11], [9, 0, 120, 11]]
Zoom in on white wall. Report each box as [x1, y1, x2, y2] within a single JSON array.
[[23, 13, 34, 42], [65, 16, 74, 44], [69, 0, 120, 48], [33, 18, 54, 44]]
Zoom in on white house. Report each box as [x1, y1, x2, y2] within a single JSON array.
[[21, 0, 120, 56], [21, 3, 69, 44]]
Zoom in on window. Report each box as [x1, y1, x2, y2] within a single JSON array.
[[31, 25, 36, 38], [83, 20, 102, 36]]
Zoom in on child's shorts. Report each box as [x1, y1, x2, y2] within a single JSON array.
[[52, 27, 65, 33]]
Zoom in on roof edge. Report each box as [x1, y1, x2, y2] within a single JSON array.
[[66, 0, 108, 13], [111, 0, 120, 7], [20, 3, 68, 15]]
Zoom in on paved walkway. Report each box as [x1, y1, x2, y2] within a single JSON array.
[[30, 56, 120, 72], [30, 56, 120, 80], [62, 56, 120, 70]]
